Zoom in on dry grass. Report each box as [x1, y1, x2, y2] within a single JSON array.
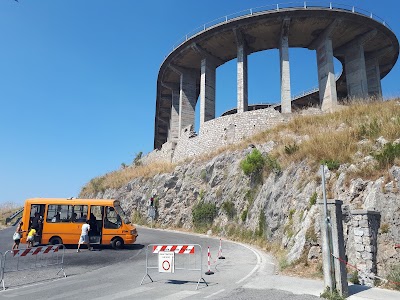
[[80, 99, 400, 196], [0, 202, 22, 229]]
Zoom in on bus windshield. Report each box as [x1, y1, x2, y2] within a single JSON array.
[[114, 203, 130, 224]]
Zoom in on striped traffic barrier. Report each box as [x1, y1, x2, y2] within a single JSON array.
[[205, 246, 214, 275], [395, 244, 400, 249], [141, 244, 208, 290], [1, 245, 66, 290]]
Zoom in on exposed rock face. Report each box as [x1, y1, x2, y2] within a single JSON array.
[[90, 147, 400, 279]]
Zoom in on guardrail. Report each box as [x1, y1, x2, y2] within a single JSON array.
[[0, 244, 66, 290], [169, 1, 390, 54]]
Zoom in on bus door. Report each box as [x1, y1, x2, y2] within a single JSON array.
[[89, 206, 104, 244], [102, 206, 122, 245], [29, 204, 45, 245]]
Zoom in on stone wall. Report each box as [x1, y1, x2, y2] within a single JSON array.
[[144, 107, 293, 164]]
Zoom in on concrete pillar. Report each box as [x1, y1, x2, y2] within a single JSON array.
[[179, 69, 197, 137], [365, 58, 382, 99], [345, 44, 368, 98], [169, 89, 180, 141], [200, 58, 216, 128], [351, 210, 381, 287], [316, 38, 338, 112], [280, 18, 291, 114], [235, 30, 248, 113], [319, 200, 348, 297]]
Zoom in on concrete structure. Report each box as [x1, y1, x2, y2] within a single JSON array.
[[154, 3, 398, 155], [351, 210, 381, 287]]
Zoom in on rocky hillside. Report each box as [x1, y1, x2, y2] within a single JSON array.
[[80, 99, 400, 279]]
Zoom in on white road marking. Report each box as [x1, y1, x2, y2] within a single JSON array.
[[204, 289, 225, 298], [235, 243, 262, 284], [46, 282, 116, 300], [158, 290, 200, 300]]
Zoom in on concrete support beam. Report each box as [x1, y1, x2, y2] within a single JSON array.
[[161, 81, 180, 142], [234, 29, 248, 113], [344, 44, 368, 98], [169, 65, 198, 137], [316, 38, 338, 111], [200, 58, 216, 127], [365, 58, 382, 98], [279, 18, 291, 114]]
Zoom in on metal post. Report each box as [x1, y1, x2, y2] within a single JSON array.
[[321, 165, 334, 292]]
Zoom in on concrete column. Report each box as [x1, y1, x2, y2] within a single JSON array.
[[280, 18, 291, 114], [345, 44, 368, 98], [365, 58, 382, 99], [319, 200, 348, 297], [169, 89, 180, 141], [179, 69, 197, 137], [200, 58, 216, 128], [316, 38, 338, 112], [235, 30, 248, 113], [351, 210, 381, 287]]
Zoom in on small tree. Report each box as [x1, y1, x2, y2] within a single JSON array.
[[133, 151, 143, 166]]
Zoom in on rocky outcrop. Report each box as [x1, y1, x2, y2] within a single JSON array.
[[88, 143, 400, 279]]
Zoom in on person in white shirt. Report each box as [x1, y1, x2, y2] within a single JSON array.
[[77, 220, 91, 252]]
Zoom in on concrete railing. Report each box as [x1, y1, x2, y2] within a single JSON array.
[[170, 1, 390, 53]]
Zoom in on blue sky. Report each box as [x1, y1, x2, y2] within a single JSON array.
[[0, 0, 399, 206]]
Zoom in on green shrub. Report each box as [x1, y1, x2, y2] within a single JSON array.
[[265, 154, 281, 174], [348, 270, 360, 285], [200, 169, 207, 182], [133, 151, 143, 166], [256, 210, 266, 237], [308, 192, 317, 208], [321, 159, 340, 171], [320, 287, 346, 300], [192, 201, 217, 228], [373, 142, 400, 169], [221, 201, 235, 220], [284, 143, 299, 155], [387, 265, 400, 291], [380, 222, 390, 234], [240, 149, 265, 176], [241, 209, 248, 222], [357, 118, 381, 139]]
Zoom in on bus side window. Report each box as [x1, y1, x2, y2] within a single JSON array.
[[104, 206, 121, 229]]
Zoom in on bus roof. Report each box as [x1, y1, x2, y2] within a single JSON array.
[[24, 198, 118, 206]]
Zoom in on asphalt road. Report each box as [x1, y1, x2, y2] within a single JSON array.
[[0, 225, 319, 299]]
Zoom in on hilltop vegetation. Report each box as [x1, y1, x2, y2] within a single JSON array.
[[80, 99, 400, 196]]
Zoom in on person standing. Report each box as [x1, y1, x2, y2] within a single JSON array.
[[77, 220, 91, 252], [26, 227, 37, 248], [12, 221, 25, 250]]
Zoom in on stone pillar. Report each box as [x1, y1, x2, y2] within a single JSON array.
[[169, 89, 180, 142], [200, 58, 216, 128], [179, 69, 197, 137], [316, 38, 338, 112], [319, 200, 348, 297], [365, 58, 382, 99], [235, 30, 248, 113], [345, 44, 368, 99], [351, 210, 381, 287], [280, 18, 291, 114]]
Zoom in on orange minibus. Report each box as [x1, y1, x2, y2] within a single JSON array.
[[21, 198, 138, 249]]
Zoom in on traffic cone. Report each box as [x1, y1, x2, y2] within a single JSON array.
[[218, 238, 225, 259], [205, 246, 214, 275]]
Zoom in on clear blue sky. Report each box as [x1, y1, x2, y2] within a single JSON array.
[[0, 0, 399, 206]]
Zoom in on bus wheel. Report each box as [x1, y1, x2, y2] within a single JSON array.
[[111, 237, 124, 249], [49, 236, 63, 245]]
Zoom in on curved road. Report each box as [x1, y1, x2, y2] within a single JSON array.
[[0, 225, 319, 299]]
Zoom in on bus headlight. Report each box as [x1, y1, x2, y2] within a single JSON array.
[[130, 229, 137, 236]]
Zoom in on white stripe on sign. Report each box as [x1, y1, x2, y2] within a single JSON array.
[[158, 290, 200, 300], [94, 286, 154, 300]]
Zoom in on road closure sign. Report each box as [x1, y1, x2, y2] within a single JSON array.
[[158, 251, 175, 273]]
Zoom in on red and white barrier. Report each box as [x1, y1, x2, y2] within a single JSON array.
[[395, 244, 400, 249], [205, 246, 214, 275], [218, 239, 225, 259], [12, 245, 60, 257], [152, 245, 195, 254]]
